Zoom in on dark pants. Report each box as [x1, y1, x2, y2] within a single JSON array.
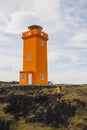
[[56, 92, 61, 100]]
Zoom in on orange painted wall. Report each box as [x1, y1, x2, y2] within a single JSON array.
[[20, 27, 48, 85], [36, 37, 48, 84], [23, 37, 37, 72], [20, 71, 28, 85]]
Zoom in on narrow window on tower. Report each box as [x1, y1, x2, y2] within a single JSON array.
[[28, 32, 30, 36], [27, 55, 32, 61], [41, 33, 43, 36], [40, 40, 44, 46], [21, 74, 25, 80], [40, 74, 44, 80]]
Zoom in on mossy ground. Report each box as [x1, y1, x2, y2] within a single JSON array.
[[0, 82, 87, 130], [12, 118, 66, 130]]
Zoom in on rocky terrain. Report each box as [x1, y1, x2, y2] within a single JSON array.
[[0, 82, 87, 130]]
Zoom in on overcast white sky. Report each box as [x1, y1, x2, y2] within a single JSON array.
[[0, 0, 87, 84]]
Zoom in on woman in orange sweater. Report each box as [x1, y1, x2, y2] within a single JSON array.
[[54, 86, 62, 103]]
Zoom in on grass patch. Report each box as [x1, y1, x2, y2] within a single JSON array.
[[0, 83, 87, 130], [0, 103, 13, 121], [13, 118, 66, 130]]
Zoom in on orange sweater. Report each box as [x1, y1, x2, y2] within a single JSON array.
[[54, 87, 61, 93]]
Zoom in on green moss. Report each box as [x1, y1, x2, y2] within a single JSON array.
[[0, 103, 13, 121], [0, 83, 87, 130], [13, 118, 66, 130]]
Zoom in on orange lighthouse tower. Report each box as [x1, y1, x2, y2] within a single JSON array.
[[20, 25, 48, 85]]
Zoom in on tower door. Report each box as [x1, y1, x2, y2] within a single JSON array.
[[28, 73, 32, 85]]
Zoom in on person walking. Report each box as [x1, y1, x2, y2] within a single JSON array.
[[54, 86, 62, 103]]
